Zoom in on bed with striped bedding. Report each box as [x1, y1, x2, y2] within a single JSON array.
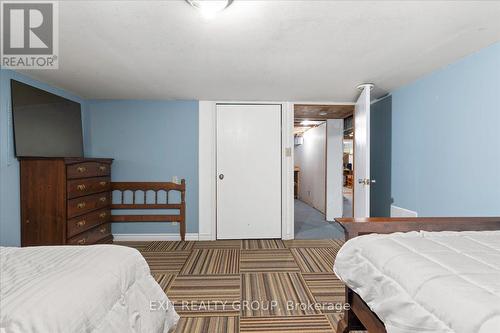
[[0, 244, 179, 333]]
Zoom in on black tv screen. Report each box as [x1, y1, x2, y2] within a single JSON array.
[[11, 80, 84, 158]]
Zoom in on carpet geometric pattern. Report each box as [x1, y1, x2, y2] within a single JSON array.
[[302, 273, 346, 312], [169, 275, 241, 315], [241, 272, 319, 317], [180, 249, 240, 275], [240, 315, 335, 333], [194, 240, 241, 249], [144, 240, 195, 252], [176, 316, 239, 333], [141, 251, 191, 272], [240, 249, 300, 272], [291, 248, 338, 273], [116, 239, 352, 332], [284, 240, 338, 248], [152, 272, 177, 292], [241, 239, 287, 250]]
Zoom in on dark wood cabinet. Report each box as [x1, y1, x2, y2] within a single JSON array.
[[20, 157, 113, 246]]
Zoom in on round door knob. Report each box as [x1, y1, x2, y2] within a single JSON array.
[[219, 174, 224, 180]]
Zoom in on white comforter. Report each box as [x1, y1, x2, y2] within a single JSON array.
[[0, 245, 179, 333], [334, 230, 500, 333]]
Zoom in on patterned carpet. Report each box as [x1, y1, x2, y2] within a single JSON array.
[[116, 239, 348, 333]]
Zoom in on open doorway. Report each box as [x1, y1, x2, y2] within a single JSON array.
[[342, 115, 354, 218], [293, 104, 354, 239]]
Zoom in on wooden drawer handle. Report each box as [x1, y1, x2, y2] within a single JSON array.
[[99, 212, 107, 218], [77, 238, 87, 245], [99, 197, 107, 202], [99, 227, 107, 234], [76, 184, 87, 191], [77, 202, 86, 209], [99, 165, 107, 172], [99, 181, 107, 186], [76, 220, 86, 227], [77, 166, 87, 173]]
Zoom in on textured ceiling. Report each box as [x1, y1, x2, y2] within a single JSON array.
[[18, 0, 500, 101]]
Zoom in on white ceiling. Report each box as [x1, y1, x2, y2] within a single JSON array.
[[19, 0, 500, 101]]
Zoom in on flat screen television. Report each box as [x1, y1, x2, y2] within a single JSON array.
[[11, 80, 84, 158]]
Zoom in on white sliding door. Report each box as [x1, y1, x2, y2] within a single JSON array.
[[216, 104, 281, 239], [354, 84, 373, 217]]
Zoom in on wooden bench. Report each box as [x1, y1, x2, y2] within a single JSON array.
[[110, 180, 186, 241]]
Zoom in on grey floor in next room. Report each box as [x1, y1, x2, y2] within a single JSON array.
[[294, 199, 345, 240]]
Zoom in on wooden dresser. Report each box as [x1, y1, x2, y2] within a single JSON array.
[[20, 157, 113, 246]]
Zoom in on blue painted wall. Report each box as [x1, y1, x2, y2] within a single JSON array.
[[3, 41, 498, 244], [0, 70, 199, 245], [370, 95, 392, 217], [0, 69, 86, 246], [85, 100, 199, 234], [391, 42, 500, 216]]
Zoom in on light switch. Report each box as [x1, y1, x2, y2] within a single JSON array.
[[285, 147, 292, 157]]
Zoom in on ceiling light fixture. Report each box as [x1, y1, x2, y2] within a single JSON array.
[[319, 111, 328, 116], [186, 0, 233, 19]]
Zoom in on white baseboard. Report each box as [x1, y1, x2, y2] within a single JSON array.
[[197, 233, 215, 241], [113, 233, 199, 241], [390, 205, 418, 218]]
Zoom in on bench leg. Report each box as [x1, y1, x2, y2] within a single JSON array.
[[180, 221, 186, 241]]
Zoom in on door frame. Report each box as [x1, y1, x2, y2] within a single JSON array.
[[198, 101, 294, 240], [353, 84, 373, 217], [291, 101, 356, 237]]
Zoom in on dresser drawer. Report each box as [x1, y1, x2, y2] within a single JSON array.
[[95, 234, 113, 244], [67, 162, 111, 179], [67, 208, 110, 238], [67, 223, 111, 245], [67, 192, 110, 218], [67, 177, 110, 199]]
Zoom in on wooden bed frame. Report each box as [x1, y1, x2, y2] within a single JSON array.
[[334, 217, 500, 333], [110, 180, 186, 240]]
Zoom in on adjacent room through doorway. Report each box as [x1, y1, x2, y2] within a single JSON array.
[[293, 104, 354, 239], [343, 115, 354, 218]]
